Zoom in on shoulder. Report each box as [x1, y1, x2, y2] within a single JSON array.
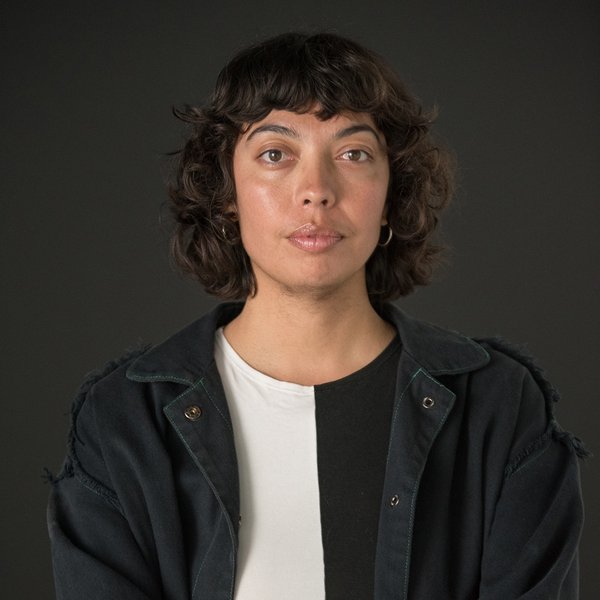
[[71, 346, 151, 423], [384, 300, 589, 464], [70, 302, 242, 420], [468, 336, 589, 465], [55, 346, 149, 476], [57, 304, 238, 474]]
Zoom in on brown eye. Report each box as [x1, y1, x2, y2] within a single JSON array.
[[341, 149, 370, 162], [260, 149, 285, 163]]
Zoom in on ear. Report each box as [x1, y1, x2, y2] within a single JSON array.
[[224, 201, 238, 221], [380, 199, 389, 226], [381, 210, 388, 226]]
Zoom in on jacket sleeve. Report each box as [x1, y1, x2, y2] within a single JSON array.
[[47, 358, 161, 600], [48, 479, 157, 600], [478, 343, 587, 599]]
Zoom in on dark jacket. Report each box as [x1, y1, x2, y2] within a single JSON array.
[[47, 303, 586, 599]]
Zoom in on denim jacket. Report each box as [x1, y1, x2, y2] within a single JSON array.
[[47, 303, 586, 599]]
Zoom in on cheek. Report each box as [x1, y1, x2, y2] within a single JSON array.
[[355, 179, 389, 219], [235, 189, 283, 255], [236, 176, 289, 225]]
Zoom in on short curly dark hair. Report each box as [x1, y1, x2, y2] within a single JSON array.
[[168, 31, 454, 303]]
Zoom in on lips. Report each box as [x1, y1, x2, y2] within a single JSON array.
[[287, 223, 343, 252]]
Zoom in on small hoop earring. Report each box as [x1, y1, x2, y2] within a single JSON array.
[[378, 224, 393, 247], [220, 220, 240, 245]]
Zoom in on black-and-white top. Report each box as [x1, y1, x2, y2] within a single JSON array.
[[214, 328, 401, 599]]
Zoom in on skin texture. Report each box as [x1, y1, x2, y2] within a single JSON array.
[[232, 109, 390, 298], [225, 108, 396, 385]]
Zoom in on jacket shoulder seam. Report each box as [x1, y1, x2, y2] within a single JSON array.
[[474, 336, 559, 404], [504, 430, 553, 480], [51, 346, 150, 502], [476, 336, 590, 459], [74, 470, 124, 513]]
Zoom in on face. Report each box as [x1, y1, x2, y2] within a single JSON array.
[[232, 108, 390, 299]]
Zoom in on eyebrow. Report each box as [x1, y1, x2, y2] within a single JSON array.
[[245, 122, 384, 145], [333, 124, 383, 144], [246, 124, 300, 142]]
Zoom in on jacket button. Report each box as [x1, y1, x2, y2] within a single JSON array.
[[184, 405, 202, 421], [390, 494, 400, 507], [422, 396, 435, 409]]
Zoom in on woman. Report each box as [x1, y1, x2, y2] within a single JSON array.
[[48, 32, 586, 599]]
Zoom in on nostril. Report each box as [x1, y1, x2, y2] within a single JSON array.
[[302, 197, 330, 206]]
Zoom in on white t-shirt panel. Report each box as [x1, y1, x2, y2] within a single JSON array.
[[214, 328, 325, 600]]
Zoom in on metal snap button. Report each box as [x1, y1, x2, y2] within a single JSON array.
[[422, 396, 435, 409], [184, 405, 202, 421], [390, 494, 400, 507]]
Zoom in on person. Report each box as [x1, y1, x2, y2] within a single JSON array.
[[47, 32, 586, 599]]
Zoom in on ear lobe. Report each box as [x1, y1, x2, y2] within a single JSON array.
[[225, 203, 238, 221], [381, 202, 389, 226]]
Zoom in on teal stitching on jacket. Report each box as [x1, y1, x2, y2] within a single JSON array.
[[401, 369, 455, 600], [199, 378, 234, 432], [419, 368, 455, 394], [387, 370, 420, 442], [127, 373, 195, 386], [192, 511, 224, 598], [164, 382, 237, 600], [402, 333, 490, 376], [383, 367, 426, 597]]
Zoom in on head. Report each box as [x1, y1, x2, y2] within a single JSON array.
[[169, 32, 453, 305]]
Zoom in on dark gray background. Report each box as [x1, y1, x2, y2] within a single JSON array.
[[2, 1, 598, 597]]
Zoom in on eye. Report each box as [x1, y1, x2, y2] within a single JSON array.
[[340, 149, 371, 162], [259, 148, 289, 163]]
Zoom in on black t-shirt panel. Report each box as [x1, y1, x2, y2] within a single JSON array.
[[314, 336, 401, 599]]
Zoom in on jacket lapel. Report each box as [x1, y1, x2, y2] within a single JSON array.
[[126, 303, 245, 541]]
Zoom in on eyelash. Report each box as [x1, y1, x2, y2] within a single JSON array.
[[258, 148, 372, 164], [258, 149, 290, 164], [339, 149, 371, 162]]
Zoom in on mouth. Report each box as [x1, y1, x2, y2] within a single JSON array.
[[287, 223, 343, 252]]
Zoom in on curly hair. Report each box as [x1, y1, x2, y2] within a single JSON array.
[[168, 32, 454, 303]]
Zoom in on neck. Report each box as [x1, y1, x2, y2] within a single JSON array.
[[223, 285, 395, 385]]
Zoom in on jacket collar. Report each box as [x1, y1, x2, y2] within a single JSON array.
[[126, 302, 489, 385], [380, 303, 490, 375]]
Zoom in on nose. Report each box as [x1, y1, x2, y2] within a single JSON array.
[[295, 154, 337, 208]]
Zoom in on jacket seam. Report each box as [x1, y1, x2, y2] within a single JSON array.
[[504, 430, 553, 480], [192, 511, 224, 598], [164, 381, 237, 599], [477, 337, 589, 459], [200, 375, 234, 433], [385, 370, 417, 600], [56, 348, 147, 512], [401, 368, 455, 600], [73, 472, 124, 514], [127, 373, 195, 386]]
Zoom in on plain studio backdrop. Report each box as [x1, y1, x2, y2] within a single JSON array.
[[2, 1, 598, 597]]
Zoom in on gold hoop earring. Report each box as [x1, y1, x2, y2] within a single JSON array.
[[378, 224, 393, 247], [220, 217, 240, 245]]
